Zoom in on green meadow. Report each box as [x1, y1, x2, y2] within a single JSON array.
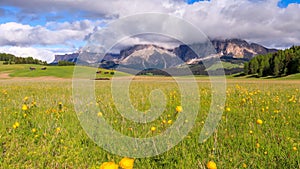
[[0, 64, 299, 168]]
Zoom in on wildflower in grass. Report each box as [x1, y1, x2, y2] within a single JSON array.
[[56, 127, 61, 133], [13, 122, 20, 129], [274, 109, 280, 113], [31, 101, 37, 107], [256, 119, 263, 125], [264, 151, 268, 155], [249, 130, 253, 134], [23, 113, 27, 118], [162, 120, 167, 124], [58, 102, 63, 111], [225, 107, 230, 112], [256, 143, 260, 148], [119, 157, 134, 169], [100, 162, 119, 169], [32, 128, 37, 133], [151, 126, 156, 132], [22, 104, 28, 111], [292, 146, 297, 151], [97, 112, 103, 117], [207, 161, 217, 169], [23, 96, 28, 101], [176, 106, 182, 113], [167, 120, 172, 124], [242, 163, 247, 168]]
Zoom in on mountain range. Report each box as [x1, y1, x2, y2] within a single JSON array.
[[52, 39, 277, 75]]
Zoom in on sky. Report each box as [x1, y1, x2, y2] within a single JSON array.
[[0, 0, 300, 62]]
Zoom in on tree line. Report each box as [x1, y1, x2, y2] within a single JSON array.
[[244, 46, 300, 77], [57, 60, 75, 66], [0, 53, 47, 65]]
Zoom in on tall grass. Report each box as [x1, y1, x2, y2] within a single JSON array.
[[0, 79, 299, 168]]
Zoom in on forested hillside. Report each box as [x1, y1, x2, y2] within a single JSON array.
[[244, 46, 300, 77], [0, 53, 47, 65]]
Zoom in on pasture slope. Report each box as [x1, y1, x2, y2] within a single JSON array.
[[0, 64, 299, 168]]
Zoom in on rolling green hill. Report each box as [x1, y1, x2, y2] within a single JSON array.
[[0, 63, 130, 79]]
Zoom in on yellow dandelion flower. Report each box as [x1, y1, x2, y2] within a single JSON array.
[[242, 98, 246, 103], [22, 104, 28, 111], [23, 96, 28, 101], [167, 120, 172, 124], [176, 106, 183, 113], [242, 163, 247, 168], [119, 157, 134, 169], [31, 101, 36, 106], [256, 119, 263, 125], [151, 127, 156, 132], [56, 127, 61, 133], [97, 112, 103, 117], [264, 151, 268, 155], [207, 161, 217, 169], [256, 143, 260, 148], [292, 146, 297, 151], [274, 109, 280, 113], [100, 162, 119, 169], [225, 107, 230, 112], [13, 122, 20, 129], [32, 128, 37, 133], [162, 120, 167, 124]]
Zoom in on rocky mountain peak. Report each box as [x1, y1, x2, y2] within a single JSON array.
[[52, 38, 277, 69]]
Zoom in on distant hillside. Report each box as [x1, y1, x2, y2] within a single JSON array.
[[244, 46, 300, 77], [0, 53, 47, 65]]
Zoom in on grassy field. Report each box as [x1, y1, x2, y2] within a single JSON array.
[[206, 61, 243, 71], [0, 63, 129, 79], [0, 65, 299, 168]]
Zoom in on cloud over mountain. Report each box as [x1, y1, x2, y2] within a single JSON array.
[[0, 0, 299, 61]]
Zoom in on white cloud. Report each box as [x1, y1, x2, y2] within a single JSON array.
[[179, 0, 300, 47], [0, 20, 101, 46], [0, 0, 300, 49], [0, 46, 55, 63]]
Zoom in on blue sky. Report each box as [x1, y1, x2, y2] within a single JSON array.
[[1, 0, 299, 27], [0, 0, 299, 62], [277, 0, 300, 7], [186, 0, 300, 6]]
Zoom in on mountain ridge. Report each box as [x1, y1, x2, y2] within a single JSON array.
[[52, 39, 278, 69]]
